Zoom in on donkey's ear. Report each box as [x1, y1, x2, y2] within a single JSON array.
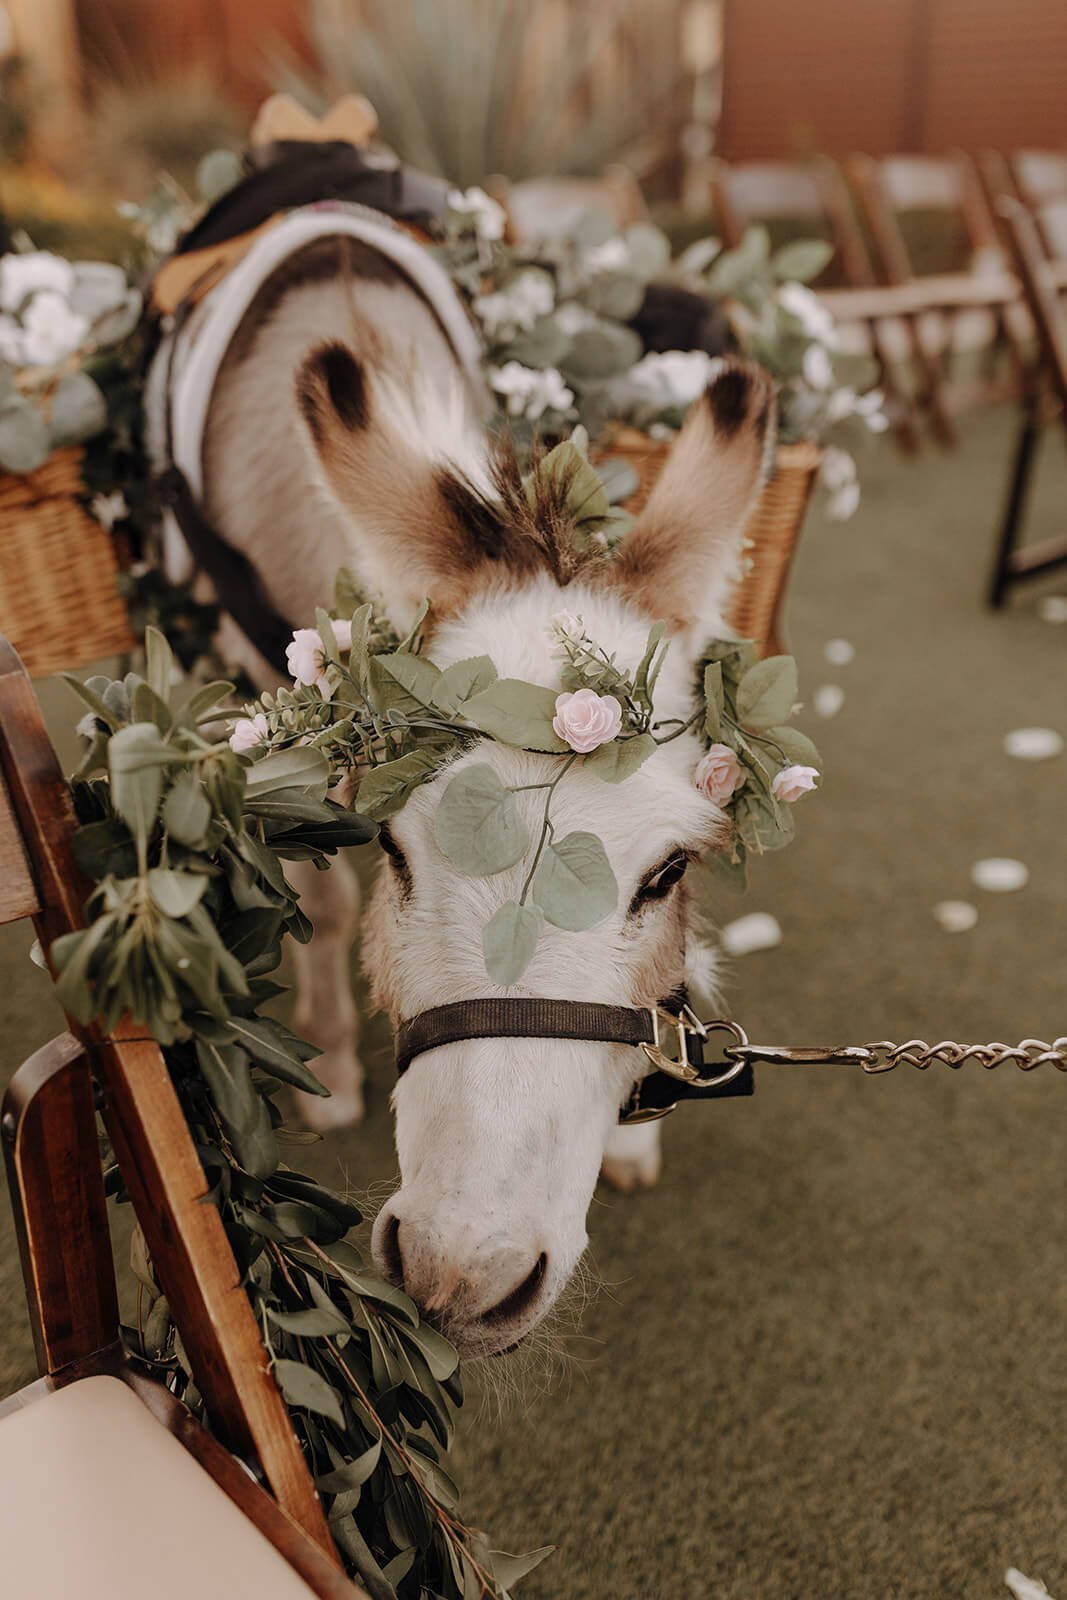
[[610, 360, 776, 632], [295, 342, 520, 623]]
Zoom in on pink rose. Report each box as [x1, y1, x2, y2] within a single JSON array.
[[285, 619, 351, 691], [771, 763, 819, 802], [694, 744, 745, 804], [552, 688, 623, 753], [229, 712, 269, 753]]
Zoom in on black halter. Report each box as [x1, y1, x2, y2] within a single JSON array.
[[394, 998, 755, 1123]]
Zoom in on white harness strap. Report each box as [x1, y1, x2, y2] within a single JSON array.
[[147, 203, 487, 584]]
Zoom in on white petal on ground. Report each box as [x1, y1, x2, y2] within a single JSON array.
[[1037, 595, 1067, 624], [1003, 727, 1063, 761], [823, 638, 855, 667], [814, 684, 845, 718], [933, 900, 979, 933], [971, 858, 1029, 893], [721, 912, 783, 957], [1005, 1569, 1056, 1600]]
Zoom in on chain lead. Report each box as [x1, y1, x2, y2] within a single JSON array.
[[722, 1037, 1067, 1073]]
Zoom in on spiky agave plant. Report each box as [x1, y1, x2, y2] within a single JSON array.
[[275, 0, 689, 189]]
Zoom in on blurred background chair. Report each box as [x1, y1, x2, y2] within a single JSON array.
[[0, 637, 363, 1599], [986, 196, 1067, 608], [849, 151, 1025, 447], [710, 155, 924, 451]]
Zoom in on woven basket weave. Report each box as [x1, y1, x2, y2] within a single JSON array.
[[0, 448, 135, 677], [600, 426, 823, 657]]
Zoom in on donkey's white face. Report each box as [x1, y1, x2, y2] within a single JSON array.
[[297, 346, 775, 1353]]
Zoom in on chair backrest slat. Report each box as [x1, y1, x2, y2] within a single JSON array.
[[1000, 197, 1067, 414], [2, 1032, 119, 1375], [1012, 149, 1067, 209], [0, 638, 337, 1565], [711, 156, 875, 287]]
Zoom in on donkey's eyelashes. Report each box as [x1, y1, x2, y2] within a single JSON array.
[[378, 823, 413, 900], [628, 850, 690, 914]]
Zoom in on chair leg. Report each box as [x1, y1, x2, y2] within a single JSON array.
[[869, 319, 921, 454], [989, 405, 1042, 608], [911, 312, 958, 448]]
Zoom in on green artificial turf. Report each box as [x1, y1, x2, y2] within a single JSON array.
[[2, 402, 1066, 1598]]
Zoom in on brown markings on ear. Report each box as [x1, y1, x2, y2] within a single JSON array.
[[296, 341, 368, 444], [608, 358, 777, 631]]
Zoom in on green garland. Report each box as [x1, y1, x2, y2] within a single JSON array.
[[53, 626, 549, 1600]]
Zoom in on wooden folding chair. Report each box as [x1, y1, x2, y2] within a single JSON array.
[[0, 638, 365, 1598], [849, 151, 1025, 446], [987, 198, 1067, 608], [710, 156, 923, 451], [1009, 150, 1067, 210]]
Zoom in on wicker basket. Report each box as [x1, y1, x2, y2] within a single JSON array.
[[599, 426, 823, 658], [0, 448, 135, 677]]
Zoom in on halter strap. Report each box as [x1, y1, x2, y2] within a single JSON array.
[[394, 997, 755, 1123]]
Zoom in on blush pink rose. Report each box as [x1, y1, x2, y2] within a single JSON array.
[[771, 763, 819, 802], [285, 619, 351, 691], [552, 688, 623, 753], [229, 712, 269, 753], [694, 744, 745, 804]]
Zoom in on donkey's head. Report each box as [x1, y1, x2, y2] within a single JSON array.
[[297, 345, 775, 1354]]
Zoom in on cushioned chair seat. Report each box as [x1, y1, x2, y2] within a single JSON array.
[[0, 1375, 320, 1598]]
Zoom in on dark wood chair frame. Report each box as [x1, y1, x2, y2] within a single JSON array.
[[0, 637, 363, 1597], [710, 155, 927, 452], [848, 150, 1026, 448], [985, 198, 1067, 608]]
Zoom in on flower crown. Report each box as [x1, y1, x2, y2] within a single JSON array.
[[230, 568, 819, 984]]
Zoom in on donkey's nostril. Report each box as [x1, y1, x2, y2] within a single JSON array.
[[479, 1252, 548, 1329], [378, 1210, 405, 1290]]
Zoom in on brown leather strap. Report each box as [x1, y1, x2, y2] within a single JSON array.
[[395, 999, 654, 1074]]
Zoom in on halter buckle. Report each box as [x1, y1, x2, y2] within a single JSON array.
[[640, 1008, 752, 1091]]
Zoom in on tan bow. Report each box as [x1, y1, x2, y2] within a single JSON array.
[[250, 93, 379, 150]]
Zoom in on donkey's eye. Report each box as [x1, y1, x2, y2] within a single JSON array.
[[630, 851, 690, 911]]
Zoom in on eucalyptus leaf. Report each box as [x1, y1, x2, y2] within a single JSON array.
[[765, 724, 822, 769], [584, 732, 656, 783], [376, 651, 441, 708], [48, 371, 107, 447], [108, 723, 170, 856], [703, 661, 724, 739], [273, 1359, 344, 1427], [489, 1546, 556, 1588], [431, 655, 498, 715], [223, 1016, 329, 1096], [316, 1440, 382, 1495], [0, 401, 49, 473], [163, 773, 212, 847], [735, 655, 798, 732], [147, 867, 208, 918], [531, 831, 618, 930], [356, 750, 443, 822], [464, 679, 567, 752], [243, 744, 329, 801], [145, 625, 173, 703], [482, 900, 544, 984], [772, 238, 834, 284], [433, 764, 529, 876]]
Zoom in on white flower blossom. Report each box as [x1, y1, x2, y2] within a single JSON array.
[[802, 343, 834, 390], [91, 490, 129, 530], [0, 251, 74, 314], [554, 301, 594, 336], [473, 269, 555, 339], [627, 349, 723, 411], [20, 291, 88, 367], [447, 185, 506, 242], [582, 237, 629, 274], [229, 712, 270, 753], [777, 281, 838, 347], [821, 446, 861, 520], [547, 610, 586, 646], [0, 315, 22, 364], [489, 361, 574, 421]]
